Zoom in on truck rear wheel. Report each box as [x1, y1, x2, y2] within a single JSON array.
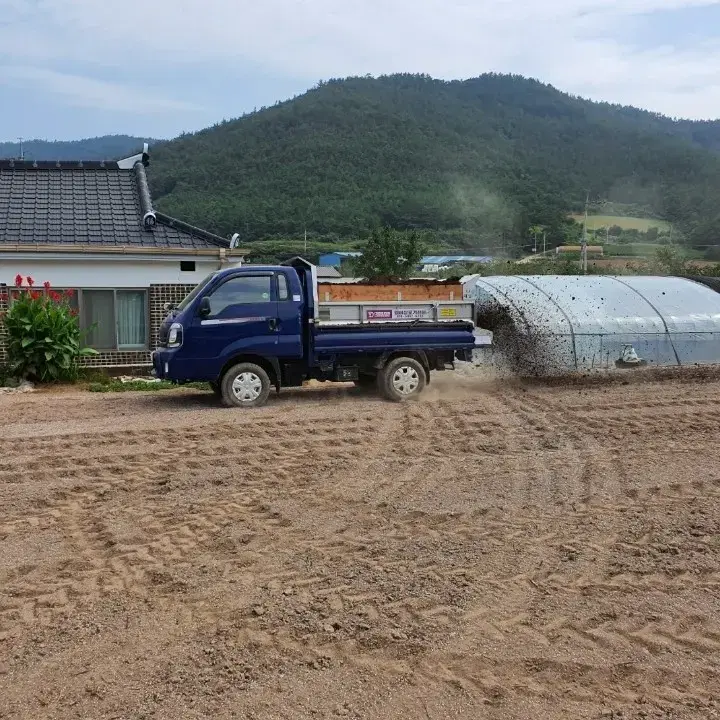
[[221, 363, 272, 408], [377, 357, 426, 402]]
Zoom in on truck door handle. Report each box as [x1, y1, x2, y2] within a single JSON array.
[[268, 318, 278, 331]]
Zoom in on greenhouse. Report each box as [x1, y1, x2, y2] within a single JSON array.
[[463, 275, 720, 374]]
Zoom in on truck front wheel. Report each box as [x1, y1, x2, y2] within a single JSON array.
[[377, 357, 426, 402], [221, 363, 272, 408]]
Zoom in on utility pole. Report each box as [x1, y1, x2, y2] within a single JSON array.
[[302, 199, 314, 257], [543, 231, 546, 256], [581, 191, 589, 274], [18, 137, 24, 161]]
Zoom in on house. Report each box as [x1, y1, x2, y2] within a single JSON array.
[[0, 145, 246, 369]]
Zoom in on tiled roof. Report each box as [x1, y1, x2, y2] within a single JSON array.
[[0, 155, 229, 250], [315, 265, 342, 278]]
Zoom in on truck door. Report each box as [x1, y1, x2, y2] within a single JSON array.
[[185, 272, 279, 369], [275, 271, 303, 359]]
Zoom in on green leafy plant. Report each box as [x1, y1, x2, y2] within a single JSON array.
[[2, 275, 98, 382]]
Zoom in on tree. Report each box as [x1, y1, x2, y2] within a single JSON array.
[[652, 246, 688, 276], [645, 226, 659, 242], [353, 227, 424, 281]]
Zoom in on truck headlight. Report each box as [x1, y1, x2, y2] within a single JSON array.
[[167, 322, 183, 347]]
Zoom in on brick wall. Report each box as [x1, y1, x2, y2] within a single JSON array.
[[0, 284, 8, 365], [80, 350, 152, 368], [149, 283, 196, 349], [0, 283, 196, 372]]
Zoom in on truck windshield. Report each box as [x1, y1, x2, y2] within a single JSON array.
[[176, 272, 217, 311]]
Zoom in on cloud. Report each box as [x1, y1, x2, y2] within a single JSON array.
[[0, 66, 201, 113], [0, 0, 719, 122]]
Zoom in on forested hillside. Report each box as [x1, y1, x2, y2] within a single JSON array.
[[147, 74, 720, 253], [0, 135, 157, 162]]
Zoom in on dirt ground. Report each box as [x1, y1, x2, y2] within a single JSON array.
[[1, 371, 719, 720]]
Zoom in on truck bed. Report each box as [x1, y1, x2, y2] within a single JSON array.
[[316, 320, 473, 333], [313, 319, 476, 355]]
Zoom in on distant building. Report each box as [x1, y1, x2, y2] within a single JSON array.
[[420, 255, 493, 272], [319, 252, 493, 271], [318, 251, 362, 267]]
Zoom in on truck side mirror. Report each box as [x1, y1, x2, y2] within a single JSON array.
[[198, 296, 211, 317]]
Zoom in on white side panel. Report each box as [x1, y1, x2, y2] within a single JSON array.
[[318, 300, 475, 324], [0, 258, 222, 288]]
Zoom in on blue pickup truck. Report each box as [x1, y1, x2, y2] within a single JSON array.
[[152, 258, 477, 408]]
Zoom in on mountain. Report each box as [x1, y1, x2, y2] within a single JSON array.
[[9, 75, 720, 254], [0, 135, 161, 162], [147, 74, 720, 253]]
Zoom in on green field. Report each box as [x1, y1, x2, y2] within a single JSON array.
[[602, 243, 664, 257], [569, 215, 671, 232]]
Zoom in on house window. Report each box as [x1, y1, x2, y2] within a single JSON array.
[[180, 261, 196, 272], [74, 289, 149, 350], [82, 290, 115, 349]]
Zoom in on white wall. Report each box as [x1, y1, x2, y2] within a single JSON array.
[[0, 256, 232, 288]]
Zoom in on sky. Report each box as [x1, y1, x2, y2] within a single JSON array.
[[1, 0, 720, 142]]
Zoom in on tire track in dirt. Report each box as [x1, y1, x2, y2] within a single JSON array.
[[0, 414, 380, 636], [2, 382, 720, 719]]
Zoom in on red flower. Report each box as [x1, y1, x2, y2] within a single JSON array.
[[30, 290, 40, 300], [26, 276, 34, 287], [64, 289, 75, 298], [43, 280, 51, 291], [14, 274, 23, 287], [69, 309, 78, 317], [50, 291, 62, 302]]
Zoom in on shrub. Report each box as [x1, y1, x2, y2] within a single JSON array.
[[1, 275, 97, 382], [352, 227, 424, 281]]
